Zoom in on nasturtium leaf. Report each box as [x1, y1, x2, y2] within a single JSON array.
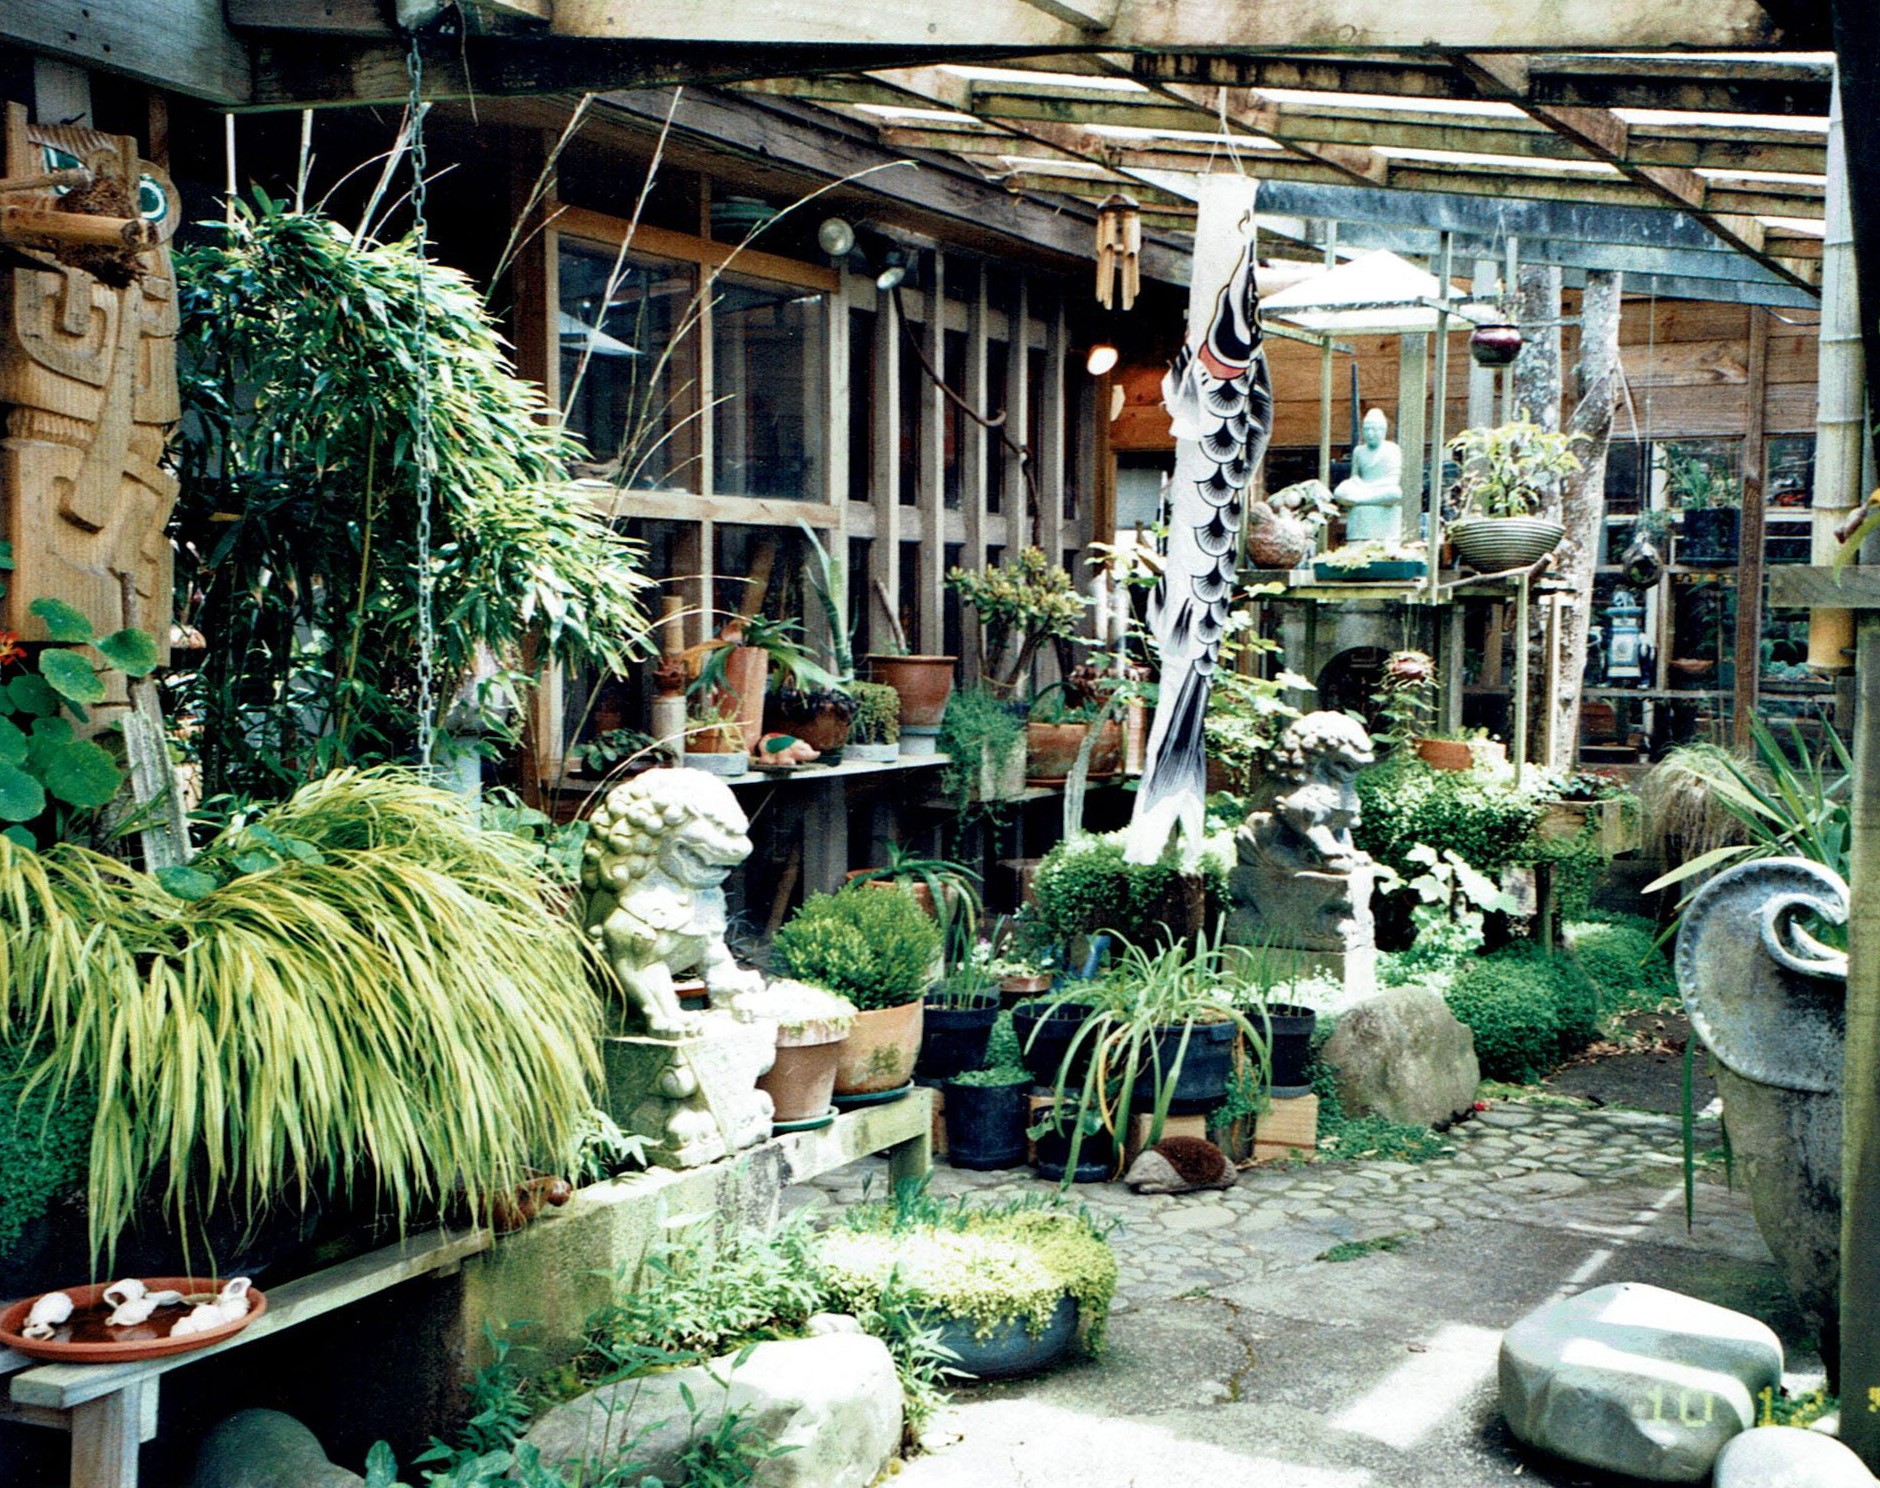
[[96, 628, 160, 677], [2, 826, 34, 851], [155, 864, 220, 901], [0, 715, 26, 766], [7, 675, 58, 717], [39, 649, 106, 705], [0, 760, 46, 822], [42, 738, 123, 808], [27, 716, 74, 753], [28, 597, 93, 644]]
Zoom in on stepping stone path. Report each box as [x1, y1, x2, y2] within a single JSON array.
[[1499, 1281, 1782, 1481]]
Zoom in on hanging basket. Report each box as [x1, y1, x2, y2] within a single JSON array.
[[1469, 323, 1524, 367], [1448, 516, 1564, 571]]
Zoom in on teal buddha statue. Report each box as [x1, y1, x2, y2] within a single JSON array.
[[1334, 408, 1405, 543]]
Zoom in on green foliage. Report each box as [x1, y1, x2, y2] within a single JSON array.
[[1567, 915, 1678, 1022], [1443, 943, 1598, 1082], [0, 1066, 92, 1259], [1317, 1234, 1409, 1263], [849, 682, 900, 745], [1355, 753, 1550, 885], [951, 1063, 1031, 1088], [819, 1183, 1118, 1350], [1659, 442, 1742, 511], [1387, 843, 1519, 965], [849, 845, 982, 967], [0, 768, 602, 1262], [1450, 413, 1586, 518], [1026, 832, 1226, 953], [583, 1214, 825, 1373], [1201, 614, 1309, 792], [1370, 650, 1438, 752], [946, 548, 1088, 694], [982, 1007, 1022, 1070], [936, 686, 1025, 819], [571, 729, 658, 777], [772, 884, 940, 1010], [173, 197, 652, 799]]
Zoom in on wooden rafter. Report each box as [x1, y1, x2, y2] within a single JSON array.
[[1451, 51, 1816, 287]]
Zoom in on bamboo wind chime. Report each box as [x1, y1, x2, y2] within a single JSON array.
[[1095, 192, 1141, 311]]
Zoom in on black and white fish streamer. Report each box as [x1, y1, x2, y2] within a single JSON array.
[[1124, 197, 1272, 866]]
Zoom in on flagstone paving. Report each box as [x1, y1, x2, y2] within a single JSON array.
[[793, 1099, 1822, 1488]]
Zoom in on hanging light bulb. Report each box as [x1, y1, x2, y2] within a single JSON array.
[[1086, 343, 1119, 376], [1094, 192, 1141, 311], [817, 216, 856, 258], [875, 249, 909, 292]]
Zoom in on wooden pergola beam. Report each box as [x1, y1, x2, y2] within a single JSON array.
[[1135, 51, 1833, 115], [548, 0, 1785, 52], [1453, 51, 1818, 287]]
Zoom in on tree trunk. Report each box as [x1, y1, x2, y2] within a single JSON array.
[[1544, 270, 1624, 769], [1512, 265, 1563, 432]]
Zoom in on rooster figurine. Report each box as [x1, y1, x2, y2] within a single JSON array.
[[1125, 178, 1272, 866]]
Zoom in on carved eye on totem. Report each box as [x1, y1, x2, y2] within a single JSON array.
[[136, 174, 168, 224], [40, 144, 83, 192]]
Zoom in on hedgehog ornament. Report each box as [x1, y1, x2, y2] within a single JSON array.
[[1123, 1135, 1237, 1194]]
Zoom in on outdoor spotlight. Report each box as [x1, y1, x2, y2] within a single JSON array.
[[875, 250, 909, 292], [817, 216, 856, 258], [1086, 342, 1120, 376]]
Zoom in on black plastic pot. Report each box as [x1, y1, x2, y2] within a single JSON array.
[[1129, 1019, 1240, 1115], [1012, 1000, 1097, 1087], [1259, 1004, 1319, 1094], [918, 993, 1000, 1081], [1677, 508, 1739, 567], [944, 1077, 1030, 1170], [1032, 1125, 1115, 1184]]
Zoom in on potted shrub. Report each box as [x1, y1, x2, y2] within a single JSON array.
[[1029, 929, 1271, 1182], [772, 884, 942, 1096], [944, 1065, 1032, 1170], [756, 981, 857, 1125], [937, 686, 1027, 814], [946, 547, 1089, 702], [849, 845, 982, 964], [847, 680, 900, 763], [1661, 444, 1742, 568], [865, 651, 956, 752], [1446, 414, 1585, 571], [814, 1190, 1117, 1380], [918, 965, 1001, 1082], [1370, 648, 1437, 756]]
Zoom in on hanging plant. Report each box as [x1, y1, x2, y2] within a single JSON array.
[[172, 195, 653, 799]]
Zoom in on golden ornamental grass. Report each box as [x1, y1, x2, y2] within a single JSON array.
[[0, 770, 603, 1263]]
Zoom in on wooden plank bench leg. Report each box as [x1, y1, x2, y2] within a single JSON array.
[[886, 1123, 932, 1187], [70, 1381, 147, 1488]]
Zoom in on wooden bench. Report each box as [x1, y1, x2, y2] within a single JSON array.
[[0, 1092, 932, 1488]]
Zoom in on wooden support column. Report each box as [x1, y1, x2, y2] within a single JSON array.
[[1513, 572, 1531, 773], [963, 263, 990, 576], [1428, 233, 1455, 561], [1731, 305, 1771, 749], [870, 281, 903, 644], [1395, 332, 1428, 544], [1009, 278, 1034, 547], [1847, 611, 1880, 1470], [1040, 295, 1069, 563], [917, 257, 948, 652]]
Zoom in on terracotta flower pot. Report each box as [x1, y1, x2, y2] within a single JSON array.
[[721, 645, 769, 752], [835, 1001, 925, 1095], [759, 1023, 847, 1122], [865, 655, 956, 731], [766, 690, 855, 756], [1024, 720, 1123, 785], [1415, 737, 1475, 772]]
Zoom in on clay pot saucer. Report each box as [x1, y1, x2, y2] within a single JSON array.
[[0, 1277, 267, 1363]]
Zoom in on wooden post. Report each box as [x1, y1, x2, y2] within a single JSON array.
[[917, 254, 947, 652], [1395, 331, 1428, 544], [1845, 612, 1880, 1470], [1427, 232, 1455, 573], [1513, 571, 1530, 773], [869, 278, 902, 645], [1317, 334, 1335, 487], [1731, 306, 1771, 750]]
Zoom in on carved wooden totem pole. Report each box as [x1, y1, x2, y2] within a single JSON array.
[[0, 101, 179, 654]]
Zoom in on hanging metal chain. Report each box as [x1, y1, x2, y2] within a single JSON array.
[[404, 32, 438, 769]]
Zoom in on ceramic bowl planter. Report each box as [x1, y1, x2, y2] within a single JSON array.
[[1468, 323, 1524, 367], [835, 1000, 925, 1095], [1447, 516, 1565, 571], [681, 748, 747, 778], [930, 1293, 1079, 1380], [943, 1072, 1031, 1170], [917, 990, 1000, 1081], [999, 971, 1053, 1003]]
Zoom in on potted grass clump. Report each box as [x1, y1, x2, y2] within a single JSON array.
[[1031, 927, 1270, 1183], [681, 696, 748, 777], [773, 883, 941, 1098], [814, 1185, 1117, 1380], [1446, 414, 1585, 571], [756, 980, 857, 1127], [847, 681, 901, 763]]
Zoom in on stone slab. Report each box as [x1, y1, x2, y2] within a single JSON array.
[[1713, 1426, 1878, 1487]]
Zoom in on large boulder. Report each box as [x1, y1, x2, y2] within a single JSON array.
[[191, 1410, 363, 1488], [1713, 1426, 1877, 1487], [1499, 1282, 1783, 1482], [523, 1332, 901, 1487], [1320, 986, 1479, 1126]]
